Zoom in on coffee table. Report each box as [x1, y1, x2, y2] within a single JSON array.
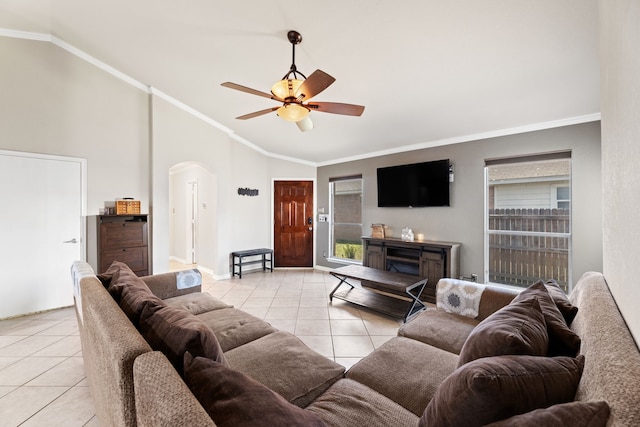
[[329, 265, 427, 322]]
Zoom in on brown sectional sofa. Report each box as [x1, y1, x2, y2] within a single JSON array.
[[71, 260, 640, 426]]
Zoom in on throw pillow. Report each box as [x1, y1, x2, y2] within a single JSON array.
[[421, 354, 585, 427], [139, 303, 227, 375], [183, 353, 326, 427], [513, 280, 581, 357], [119, 281, 165, 327], [99, 260, 147, 302], [545, 279, 579, 325], [458, 297, 548, 367], [436, 279, 486, 318], [484, 401, 610, 427]]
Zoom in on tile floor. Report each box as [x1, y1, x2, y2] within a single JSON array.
[[0, 263, 403, 426]]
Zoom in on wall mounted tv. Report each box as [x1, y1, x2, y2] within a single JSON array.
[[377, 159, 450, 207]]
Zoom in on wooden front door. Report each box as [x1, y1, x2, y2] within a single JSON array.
[[274, 180, 314, 267]]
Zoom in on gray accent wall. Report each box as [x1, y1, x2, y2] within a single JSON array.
[[316, 122, 602, 289]]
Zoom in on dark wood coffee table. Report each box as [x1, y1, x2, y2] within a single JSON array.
[[329, 265, 427, 322]]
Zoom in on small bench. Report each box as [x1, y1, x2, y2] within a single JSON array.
[[231, 248, 273, 278]]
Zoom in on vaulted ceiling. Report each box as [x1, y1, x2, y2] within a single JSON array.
[[0, 0, 600, 165]]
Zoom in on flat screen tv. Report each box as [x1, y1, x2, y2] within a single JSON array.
[[377, 159, 450, 207]]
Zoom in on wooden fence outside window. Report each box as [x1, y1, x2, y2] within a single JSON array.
[[488, 208, 570, 291]]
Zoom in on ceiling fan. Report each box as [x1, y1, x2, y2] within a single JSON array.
[[221, 30, 365, 132]]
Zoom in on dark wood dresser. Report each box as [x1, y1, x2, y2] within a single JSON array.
[[87, 214, 149, 276]]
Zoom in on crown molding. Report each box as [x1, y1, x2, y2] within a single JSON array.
[[316, 113, 601, 167]]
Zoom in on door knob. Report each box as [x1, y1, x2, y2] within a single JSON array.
[[63, 238, 78, 244]]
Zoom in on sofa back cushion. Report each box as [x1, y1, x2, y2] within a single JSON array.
[[422, 355, 585, 427], [512, 280, 580, 357], [458, 297, 548, 367], [139, 301, 227, 375], [98, 261, 165, 327], [184, 353, 326, 427]]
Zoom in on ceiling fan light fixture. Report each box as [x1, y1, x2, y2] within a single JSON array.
[[296, 116, 313, 132], [271, 79, 303, 100], [276, 103, 310, 122]]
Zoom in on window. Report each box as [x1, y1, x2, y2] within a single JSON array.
[[329, 175, 363, 262], [485, 152, 571, 291]]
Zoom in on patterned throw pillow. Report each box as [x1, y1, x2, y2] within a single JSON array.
[[436, 279, 486, 318]]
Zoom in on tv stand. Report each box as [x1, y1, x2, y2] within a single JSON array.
[[362, 237, 461, 303]]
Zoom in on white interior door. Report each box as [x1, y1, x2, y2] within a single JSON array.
[[0, 151, 85, 318]]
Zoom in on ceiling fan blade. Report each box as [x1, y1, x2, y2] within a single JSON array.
[[221, 82, 280, 101], [295, 70, 336, 101], [236, 107, 279, 120], [307, 102, 365, 116]]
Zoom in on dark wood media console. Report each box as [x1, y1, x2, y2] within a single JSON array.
[[362, 237, 461, 303]]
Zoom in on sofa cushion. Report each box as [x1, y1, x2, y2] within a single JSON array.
[[224, 331, 345, 408], [164, 292, 232, 315], [545, 279, 578, 325], [421, 354, 585, 427], [458, 297, 548, 366], [398, 309, 479, 354], [196, 308, 277, 352], [513, 280, 581, 357], [139, 301, 227, 375], [307, 378, 420, 427], [346, 336, 458, 416], [485, 401, 610, 427], [183, 353, 326, 427]]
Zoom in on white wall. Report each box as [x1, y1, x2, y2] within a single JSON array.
[[599, 0, 640, 342], [0, 37, 149, 215]]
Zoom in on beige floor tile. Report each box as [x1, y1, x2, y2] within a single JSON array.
[[301, 289, 329, 299], [26, 357, 85, 387], [0, 356, 66, 386], [296, 319, 331, 336], [0, 385, 16, 399], [299, 297, 329, 308], [250, 288, 278, 298], [20, 386, 95, 427], [296, 307, 330, 320], [0, 335, 64, 357], [83, 415, 100, 427], [241, 297, 274, 308], [264, 307, 299, 320], [274, 289, 303, 298], [330, 319, 369, 336], [270, 297, 301, 308], [297, 336, 334, 358], [0, 357, 21, 371], [0, 336, 26, 350], [35, 320, 79, 336], [3, 320, 63, 337], [31, 335, 82, 357], [332, 336, 375, 358], [0, 385, 68, 426], [327, 302, 363, 320]]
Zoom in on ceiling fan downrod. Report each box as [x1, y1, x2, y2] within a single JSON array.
[[282, 30, 306, 81]]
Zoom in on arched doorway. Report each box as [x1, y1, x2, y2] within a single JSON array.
[[169, 162, 217, 274]]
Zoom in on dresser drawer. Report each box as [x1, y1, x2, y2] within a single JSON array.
[[100, 246, 148, 275], [100, 221, 148, 249]]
